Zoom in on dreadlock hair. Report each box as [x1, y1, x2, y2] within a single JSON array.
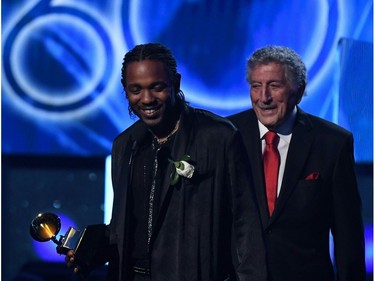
[[121, 43, 186, 117]]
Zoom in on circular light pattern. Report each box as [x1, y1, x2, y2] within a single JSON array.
[[121, 0, 343, 112], [11, 14, 106, 106], [2, 1, 115, 118], [2, 0, 372, 158]]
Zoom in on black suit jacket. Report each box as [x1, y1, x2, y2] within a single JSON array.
[[228, 107, 366, 281], [102, 106, 267, 281]]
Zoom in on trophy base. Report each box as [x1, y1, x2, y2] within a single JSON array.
[[57, 224, 107, 278], [57, 227, 83, 255]]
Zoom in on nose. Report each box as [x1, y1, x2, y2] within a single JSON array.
[[259, 86, 272, 103], [140, 89, 155, 104]]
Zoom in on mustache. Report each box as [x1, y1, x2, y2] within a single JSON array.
[[258, 104, 276, 110]]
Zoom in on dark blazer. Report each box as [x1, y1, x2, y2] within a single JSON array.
[[228, 107, 366, 281], [102, 106, 267, 281]]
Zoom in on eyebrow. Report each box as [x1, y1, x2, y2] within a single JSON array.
[[250, 79, 285, 84]]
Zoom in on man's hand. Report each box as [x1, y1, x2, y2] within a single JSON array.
[[65, 250, 80, 274]]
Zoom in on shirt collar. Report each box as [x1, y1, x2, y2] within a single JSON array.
[[258, 107, 297, 138]]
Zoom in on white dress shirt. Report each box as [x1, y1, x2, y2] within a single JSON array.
[[258, 107, 297, 196]]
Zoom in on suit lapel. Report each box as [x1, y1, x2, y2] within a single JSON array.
[[159, 107, 193, 203], [115, 123, 148, 227], [269, 108, 315, 224], [151, 107, 193, 240], [239, 111, 270, 229], [112, 125, 148, 277]]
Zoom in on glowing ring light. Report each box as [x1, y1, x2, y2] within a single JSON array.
[[3, 1, 114, 117]]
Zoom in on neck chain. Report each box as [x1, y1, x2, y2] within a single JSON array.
[[153, 119, 180, 145]]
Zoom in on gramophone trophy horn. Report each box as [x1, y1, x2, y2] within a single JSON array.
[[29, 212, 61, 243], [30, 212, 84, 255], [30, 212, 107, 278]]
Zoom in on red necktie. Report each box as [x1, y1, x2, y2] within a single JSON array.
[[263, 131, 280, 216]]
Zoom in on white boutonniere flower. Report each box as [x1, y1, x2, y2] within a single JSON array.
[[169, 155, 195, 185]]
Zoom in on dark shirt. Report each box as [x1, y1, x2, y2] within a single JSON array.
[[129, 133, 174, 268]]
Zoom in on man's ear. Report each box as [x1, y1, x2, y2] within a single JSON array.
[[174, 73, 181, 93], [296, 92, 303, 105], [295, 84, 306, 104]]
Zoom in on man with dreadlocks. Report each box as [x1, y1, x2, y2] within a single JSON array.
[[65, 43, 267, 281]]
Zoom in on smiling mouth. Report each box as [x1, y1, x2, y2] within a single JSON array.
[[144, 109, 157, 114], [260, 106, 276, 111], [141, 106, 162, 117]]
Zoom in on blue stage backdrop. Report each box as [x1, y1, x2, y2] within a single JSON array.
[[2, 0, 373, 162], [1, 1, 373, 280]]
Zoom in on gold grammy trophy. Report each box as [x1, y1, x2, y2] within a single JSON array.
[[30, 212, 106, 278]]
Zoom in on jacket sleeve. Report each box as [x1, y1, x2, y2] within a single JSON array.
[[331, 134, 366, 281], [228, 130, 268, 281]]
